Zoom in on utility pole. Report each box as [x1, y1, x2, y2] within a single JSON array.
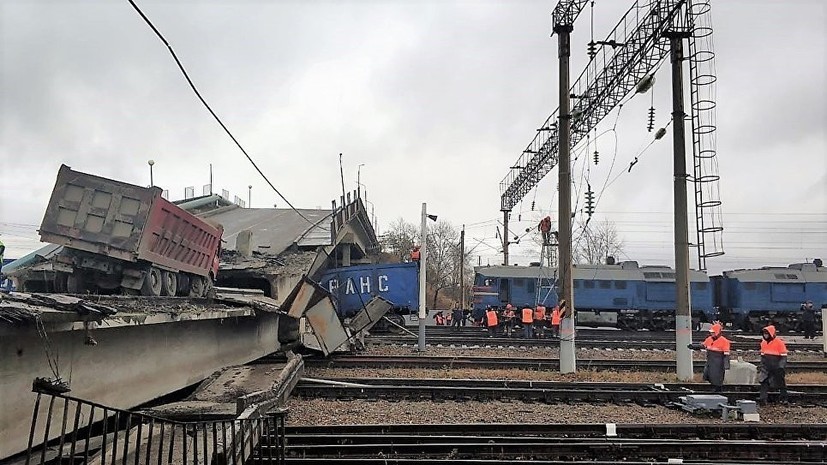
[[418, 203, 428, 352], [502, 211, 509, 265], [556, 20, 576, 374], [667, 31, 694, 381], [460, 224, 466, 311]]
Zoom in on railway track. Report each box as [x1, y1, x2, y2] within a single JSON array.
[[403, 326, 823, 341], [300, 354, 827, 373], [264, 423, 827, 463], [366, 334, 824, 352], [293, 377, 827, 405]]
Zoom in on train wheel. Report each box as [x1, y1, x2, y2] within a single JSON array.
[[189, 276, 206, 298], [161, 271, 178, 296], [141, 267, 163, 296]]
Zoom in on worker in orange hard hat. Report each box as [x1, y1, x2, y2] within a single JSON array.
[[689, 322, 731, 393], [758, 324, 788, 405]]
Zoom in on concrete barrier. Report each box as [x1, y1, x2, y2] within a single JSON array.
[[724, 359, 758, 385]]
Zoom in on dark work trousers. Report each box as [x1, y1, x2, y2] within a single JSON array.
[[759, 368, 788, 403], [523, 323, 533, 339], [803, 320, 816, 339]]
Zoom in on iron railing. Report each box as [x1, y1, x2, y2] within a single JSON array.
[[24, 386, 285, 465]]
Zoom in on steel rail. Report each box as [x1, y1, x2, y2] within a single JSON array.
[[283, 422, 827, 440], [365, 334, 823, 352], [265, 438, 827, 462], [399, 327, 822, 341], [305, 377, 827, 393], [301, 355, 827, 373], [293, 382, 827, 404]]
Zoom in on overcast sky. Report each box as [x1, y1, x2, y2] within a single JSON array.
[[1, 0, 825, 275]]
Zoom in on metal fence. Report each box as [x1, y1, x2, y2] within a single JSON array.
[[24, 387, 285, 465]]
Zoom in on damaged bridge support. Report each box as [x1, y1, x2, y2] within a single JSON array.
[[0, 307, 286, 460]]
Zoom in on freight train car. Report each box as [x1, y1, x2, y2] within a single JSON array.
[[38, 165, 223, 296], [472, 261, 714, 330], [713, 261, 826, 332], [318, 261, 419, 328]]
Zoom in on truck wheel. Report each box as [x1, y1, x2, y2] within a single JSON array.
[[161, 271, 178, 297], [176, 274, 190, 296], [142, 267, 163, 296], [189, 276, 206, 298]]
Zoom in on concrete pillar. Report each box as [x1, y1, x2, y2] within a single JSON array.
[[668, 32, 694, 381], [556, 22, 576, 374]]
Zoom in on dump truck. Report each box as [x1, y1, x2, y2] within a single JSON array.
[[38, 165, 223, 296]]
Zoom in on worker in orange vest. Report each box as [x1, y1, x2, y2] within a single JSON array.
[[758, 325, 788, 405], [550, 304, 562, 338], [534, 305, 546, 339], [486, 306, 499, 337], [433, 311, 445, 326], [410, 246, 421, 262], [689, 322, 731, 393], [521, 306, 534, 339], [503, 304, 516, 337]]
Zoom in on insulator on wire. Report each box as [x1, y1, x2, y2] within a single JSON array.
[[647, 107, 655, 132], [584, 184, 595, 218], [587, 41, 597, 59], [531, 200, 535, 211], [655, 127, 667, 140], [518, 214, 522, 221], [636, 75, 656, 94], [593, 150, 599, 165]]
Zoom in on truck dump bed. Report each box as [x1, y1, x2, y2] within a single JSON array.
[[39, 165, 223, 277]]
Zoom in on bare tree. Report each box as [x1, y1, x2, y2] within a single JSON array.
[[381, 217, 418, 262], [574, 218, 625, 265], [426, 221, 459, 308]]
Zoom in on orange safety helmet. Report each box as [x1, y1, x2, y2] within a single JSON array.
[[709, 323, 722, 335]]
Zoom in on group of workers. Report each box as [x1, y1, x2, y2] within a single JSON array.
[[691, 322, 790, 405], [481, 301, 566, 339], [432, 306, 470, 329]]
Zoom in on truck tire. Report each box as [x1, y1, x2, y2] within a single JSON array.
[[189, 276, 206, 298], [142, 267, 163, 297], [161, 271, 178, 297]]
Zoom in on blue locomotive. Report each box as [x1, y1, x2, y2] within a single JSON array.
[[713, 260, 826, 332], [473, 261, 714, 330], [472, 259, 825, 332]]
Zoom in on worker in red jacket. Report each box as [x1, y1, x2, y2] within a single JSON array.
[[689, 322, 730, 393], [758, 325, 788, 405]]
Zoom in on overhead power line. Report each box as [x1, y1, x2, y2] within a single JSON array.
[[125, 0, 312, 224]]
